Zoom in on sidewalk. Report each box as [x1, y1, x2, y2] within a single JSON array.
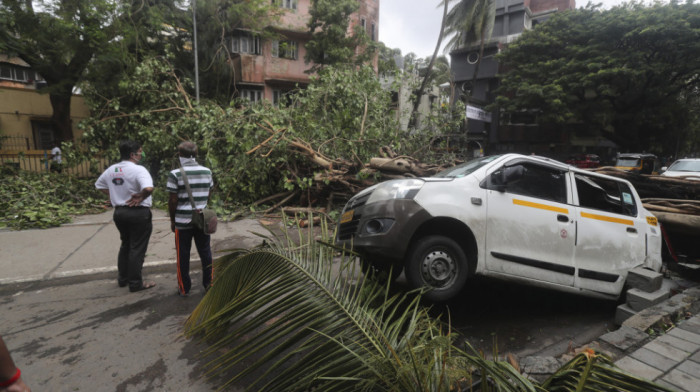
[[551, 282, 700, 392], [0, 208, 267, 285]]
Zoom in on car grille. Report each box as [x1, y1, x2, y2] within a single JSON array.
[[337, 213, 361, 240], [336, 193, 370, 241]]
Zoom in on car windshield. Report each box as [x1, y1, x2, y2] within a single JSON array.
[[616, 158, 640, 167], [667, 160, 700, 172], [434, 155, 502, 178]]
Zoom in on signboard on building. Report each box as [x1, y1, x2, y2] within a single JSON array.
[[466, 105, 492, 123]]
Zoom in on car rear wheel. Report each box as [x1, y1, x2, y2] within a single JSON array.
[[406, 235, 469, 301]]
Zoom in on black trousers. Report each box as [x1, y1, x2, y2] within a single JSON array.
[[175, 228, 213, 295], [113, 207, 152, 290]]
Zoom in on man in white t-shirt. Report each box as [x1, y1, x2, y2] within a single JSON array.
[[95, 140, 156, 292]]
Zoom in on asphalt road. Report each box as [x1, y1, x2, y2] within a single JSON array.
[[1, 267, 621, 392], [437, 276, 617, 358], [1, 272, 228, 392]]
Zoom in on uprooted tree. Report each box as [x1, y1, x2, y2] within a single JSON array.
[[77, 56, 465, 213]]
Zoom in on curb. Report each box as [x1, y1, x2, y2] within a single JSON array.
[[0, 259, 183, 292]]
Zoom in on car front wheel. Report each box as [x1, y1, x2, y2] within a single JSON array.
[[405, 235, 469, 301]]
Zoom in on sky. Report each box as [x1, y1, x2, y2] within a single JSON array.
[[378, 0, 629, 59]]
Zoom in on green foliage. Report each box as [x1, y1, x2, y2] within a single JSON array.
[[0, 167, 105, 230], [190, 0, 281, 102], [185, 217, 670, 391], [495, 2, 700, 154], [289, 65, 397, 160], [305, 0, 376, 69], [542, 349, 673, 391], [80, 56, 409, 209], [0, 0, 180, 139], [442, 0, 496, 52], [184, 216, 538, 391]]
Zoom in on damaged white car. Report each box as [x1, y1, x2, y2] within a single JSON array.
[[336, 154, 662, 301]]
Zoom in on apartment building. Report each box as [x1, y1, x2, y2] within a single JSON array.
[[0, 55, 89, 150], [230, 0, 379, 104], [450, 0, 577, 158]]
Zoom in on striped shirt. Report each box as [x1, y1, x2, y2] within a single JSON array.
[[167, 160, 213, 229]]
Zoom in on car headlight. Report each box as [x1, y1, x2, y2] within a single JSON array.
[[366, 179, 424, 204]]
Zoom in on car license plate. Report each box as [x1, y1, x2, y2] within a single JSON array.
[[340, 210, 354, 224]]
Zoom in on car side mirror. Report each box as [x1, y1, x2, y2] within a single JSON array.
[[487, 169, 507, 192]]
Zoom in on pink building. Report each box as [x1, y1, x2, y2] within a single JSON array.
[[230, 0, 379, 104]]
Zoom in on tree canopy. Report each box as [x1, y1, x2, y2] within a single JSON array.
[[0, 0, 121, 141], [495, 2, 700, 154], [305, 0, 375, 69]]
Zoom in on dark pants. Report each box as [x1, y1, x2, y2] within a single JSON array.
[[175, 228, 213, 295], [113, 207, 152, 291]]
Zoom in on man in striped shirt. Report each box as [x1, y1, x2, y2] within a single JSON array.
[[167, 141, 214, 296]]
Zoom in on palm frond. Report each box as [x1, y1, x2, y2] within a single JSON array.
[[185, 216, 428, 390], [541, 349, 675, 392]]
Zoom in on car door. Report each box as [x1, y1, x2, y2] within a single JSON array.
[[483, 159, 576, 287], [572, 172, 647, 295]]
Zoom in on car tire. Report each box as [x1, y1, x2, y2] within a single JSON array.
[[405, 235, 469, 301]]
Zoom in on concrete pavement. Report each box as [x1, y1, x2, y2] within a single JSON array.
[[0, 208, 267, 286]]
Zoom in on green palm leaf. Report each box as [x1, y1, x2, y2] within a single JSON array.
[[541, 349, 675, 392], [183, 217, 537, 391]]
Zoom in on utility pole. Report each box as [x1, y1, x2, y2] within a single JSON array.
[[193, 0, 200, 102]]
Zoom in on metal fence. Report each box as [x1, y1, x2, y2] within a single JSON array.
[[0, 135, 32, 150], [0, 151, 109, 178]]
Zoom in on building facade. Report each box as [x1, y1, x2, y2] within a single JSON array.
[[450, 0, 580, 159], [231, 0, 380, 104], [0, 55, 89, 150]]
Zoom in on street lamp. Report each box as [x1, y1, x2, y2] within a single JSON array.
[[193, 0, 200, 102]]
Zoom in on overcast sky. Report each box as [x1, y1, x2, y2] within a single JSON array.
[[378, 0, 632, 59]]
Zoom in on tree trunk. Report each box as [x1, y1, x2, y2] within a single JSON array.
[[49, 91, 74, 142], [409, 0, 449, 127]]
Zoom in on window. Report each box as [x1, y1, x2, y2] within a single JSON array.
[[0, 64, 35, 83], [575, 174, 637, 216], [487, 162, 567, 203], [231, 32, 261, 55], [239, 89, 263, 103], [0, 64, 12, 80], [361, 18, 366, 30], [272, 0, 297, 9], [14, 68, 28, 82], [31, 120, 56, 150], [371, 23, 376, 41], [272, 40, 298, 60]]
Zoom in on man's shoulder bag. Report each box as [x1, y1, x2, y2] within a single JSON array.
[[178, 162, 217, 235]]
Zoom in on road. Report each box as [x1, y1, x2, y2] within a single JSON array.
[[437, 277, 617, 358], [1, 272, 225, 392], [1, 266, 621, 391]]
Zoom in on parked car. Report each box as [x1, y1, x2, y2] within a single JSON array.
[[615, 153, 658, 175], [336, 154, 662, 301], [565, 154, 601, 169], [660, 158, 700, 180]]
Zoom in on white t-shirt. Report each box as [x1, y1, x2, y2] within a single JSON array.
[[95, 161, 153, 207], [51, 146, 62, 164]]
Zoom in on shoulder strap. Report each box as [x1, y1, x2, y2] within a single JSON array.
[[178, 160, 197, 210]]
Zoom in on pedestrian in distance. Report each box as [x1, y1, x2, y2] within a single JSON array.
[[95, 140, 156, 292], [50, 141, 62, 173], [167, 141, 214, 297], [0, 335, 31, 392]]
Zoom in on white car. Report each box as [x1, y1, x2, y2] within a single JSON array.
[[336, 154, 662, 301], [661, 158, 700, 180]]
